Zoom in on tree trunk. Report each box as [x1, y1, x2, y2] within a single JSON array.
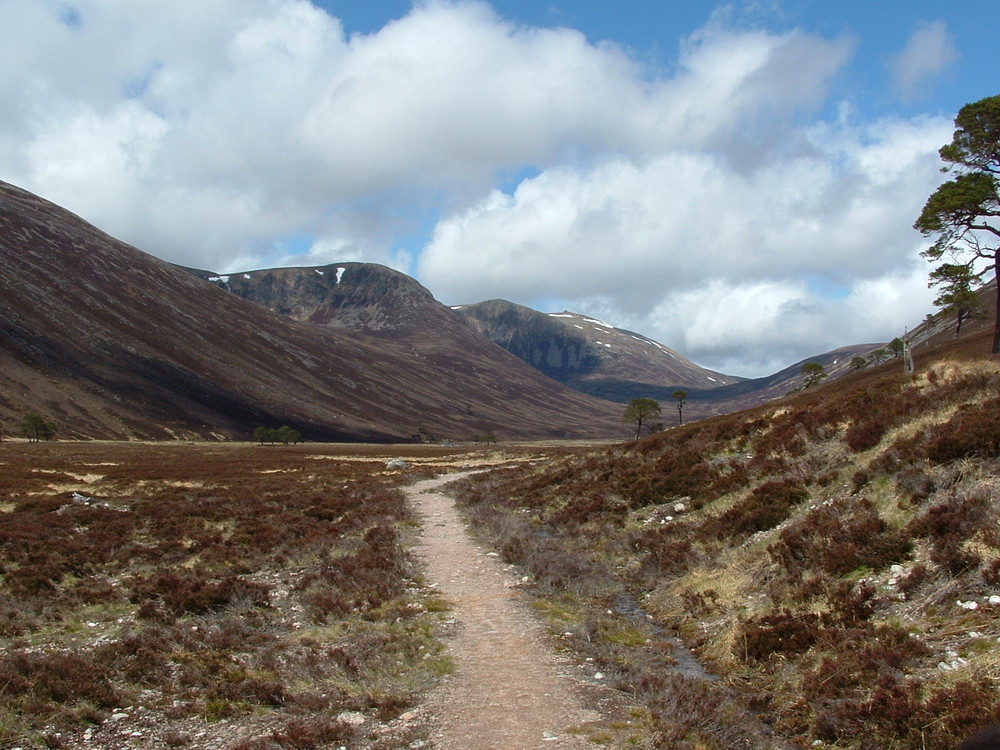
[[994, 255, 1000, 354]]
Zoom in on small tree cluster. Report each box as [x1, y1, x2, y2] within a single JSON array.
[[20, 413, 57, 443], [253, 425, 302, 445], [852, 337, 909, 371]]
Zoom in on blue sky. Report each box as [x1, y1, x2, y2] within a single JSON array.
[[1, 0, 997, 375]]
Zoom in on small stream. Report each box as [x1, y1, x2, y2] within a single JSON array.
[[613, 593, 717, 681]]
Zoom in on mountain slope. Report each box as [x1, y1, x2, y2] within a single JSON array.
[[0, 180, 623, 441], [186, 262, 464, 337], [453, 298, 888, 420], [455, 299, 741, 402]]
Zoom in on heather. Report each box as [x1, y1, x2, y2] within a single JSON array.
[[0, 442, 459, 748], [452, 361, 1000, 749]]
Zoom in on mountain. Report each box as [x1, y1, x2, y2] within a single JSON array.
[[0, 180, 623, 441], [452, 299, 886, 420], [454, 299, 742, 403], [201, 271, 905, 425], [185, 262, 462, 337]]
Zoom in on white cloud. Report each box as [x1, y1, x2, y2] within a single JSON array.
[[627, 263, 936, 377], [0, 1, 959, 375], [888, 21, 958, 104], [418, 86, 952, 375]]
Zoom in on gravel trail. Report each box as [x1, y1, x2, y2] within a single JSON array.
[[407, 474, 605, 750]]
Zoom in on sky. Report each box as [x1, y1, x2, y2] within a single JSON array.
[[2, 1, 998, 377]]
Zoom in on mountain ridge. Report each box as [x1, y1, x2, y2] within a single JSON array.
[[0, 179, 624, 441], [454, 299, 742, 402]]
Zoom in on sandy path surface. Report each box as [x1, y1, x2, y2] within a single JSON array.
[[407, 474, 605, 750]]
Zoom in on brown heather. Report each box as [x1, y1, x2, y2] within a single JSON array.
[[0, 441, 482, 749], [452, 352, 1000, 749]]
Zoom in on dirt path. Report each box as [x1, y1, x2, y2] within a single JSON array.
[[407, 474, 606, 750]]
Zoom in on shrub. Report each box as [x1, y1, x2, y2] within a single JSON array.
[[130, 572, 271, 621], [907, 494, 992, 575], [741, 610, 823, 662], [0, 651, 120, 709], [845, 418, 889, 452], [770, 497, 911, 577], [926, 397, 1000, 462], [631, 526, 697, 578], [700, 479, 809, 542]]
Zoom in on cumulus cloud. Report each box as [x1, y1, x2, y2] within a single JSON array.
[[888, 21, 958, 104], [417, 58, 953, 374], [0, 1, 957, 375], [626, 263, 936, 376]]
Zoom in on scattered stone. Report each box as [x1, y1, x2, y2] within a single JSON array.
[[386, 458, 409, 470], [990, 595, 1000, 606], [673, 502, 687, 514], [938, 650, 969, 671], [958, 600, 979, 610], [337, 711, 366, 726]]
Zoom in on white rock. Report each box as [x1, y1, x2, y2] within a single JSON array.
[[594, 672, 605, 680], [989, 595, 1000, 605], [337, 711, 366, 726]]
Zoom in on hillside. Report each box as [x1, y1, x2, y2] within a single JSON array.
[[455, 299, 741, 403], [450, 318, 1000, 749], [0, 180, 623, 441], [455, 298, 885, 419], [186, 262, 466, 338]]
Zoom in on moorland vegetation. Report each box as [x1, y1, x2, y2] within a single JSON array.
[[0, 442, 462, 749], [452, 351, 1000, 749]]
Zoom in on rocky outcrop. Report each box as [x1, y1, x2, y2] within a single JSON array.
[[188, 263, 466, 337]]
